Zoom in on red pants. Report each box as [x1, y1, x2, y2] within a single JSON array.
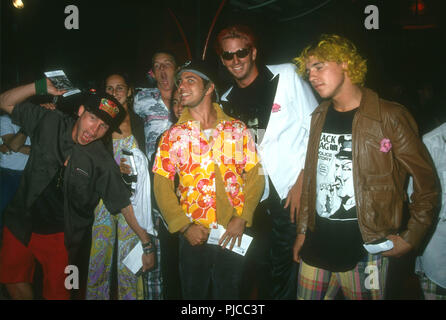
[[0, 227, 70, 300]]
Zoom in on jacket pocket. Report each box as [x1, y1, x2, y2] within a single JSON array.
[[67, 169, 92, 212], [358, 134, 393, 176], [362, 185, 402, 234]]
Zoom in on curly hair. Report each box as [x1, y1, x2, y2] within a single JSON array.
[[293, 34, 367, 86], [214, 24, 257, 55]]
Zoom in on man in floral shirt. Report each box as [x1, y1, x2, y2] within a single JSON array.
[[153, 61, 264, 299]]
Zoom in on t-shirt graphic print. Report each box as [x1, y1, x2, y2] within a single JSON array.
[[316, 133, 356, 221]]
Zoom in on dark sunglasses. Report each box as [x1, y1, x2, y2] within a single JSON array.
[[221, 48, 251, 61]]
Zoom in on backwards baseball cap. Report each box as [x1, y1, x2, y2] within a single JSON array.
[[82, 92, 126, 134], [176, 60, 220, 102]]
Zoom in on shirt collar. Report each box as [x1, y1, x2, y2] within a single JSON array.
[[312, 87, 380, 121], [177, 103, 232, 125]]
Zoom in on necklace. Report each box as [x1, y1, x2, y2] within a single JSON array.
[[56, 157, 69, 189], [56, 166, 65, 189]]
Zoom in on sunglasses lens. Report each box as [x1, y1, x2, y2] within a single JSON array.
[[221, 52, 234, 60], [237, 48, 250, 58], [221, 48, 250, 60]]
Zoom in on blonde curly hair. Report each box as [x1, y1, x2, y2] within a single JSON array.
[[293, 34, 367, 86]]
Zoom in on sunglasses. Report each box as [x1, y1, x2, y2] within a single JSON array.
[[221, 48, 251, 61]]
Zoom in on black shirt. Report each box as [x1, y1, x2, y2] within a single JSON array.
[[5, 102, 131, 262], [221, 65, 280, 199], [31, 164, 65, 234], [221, 65, 279, 133], [300, 105, 367, 272]]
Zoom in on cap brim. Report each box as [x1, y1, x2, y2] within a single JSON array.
[[84, 106, 122, 134]]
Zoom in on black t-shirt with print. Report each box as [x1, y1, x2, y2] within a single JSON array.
[[300, 105, 367, 272], [221, 65, 279, 132]]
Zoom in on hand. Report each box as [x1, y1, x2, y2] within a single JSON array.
[[293, 233, 306, 263], [218, 216, 246, 250], [184, 223, 210, 246], [46, 78, 67, 96], [381, 234, 413, 258], [285, 170, 304, 223], [40, 103, 56, 110], [0, 144, 10, 154], [141, 251, 155, 272], [120, 158, 132, 175]]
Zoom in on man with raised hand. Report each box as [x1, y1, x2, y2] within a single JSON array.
[[0, 79, 154, 299]]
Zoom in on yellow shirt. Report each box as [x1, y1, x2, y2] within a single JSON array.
[[153, 103, 264, 232]]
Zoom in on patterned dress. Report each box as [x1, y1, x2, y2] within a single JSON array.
[[86, 135, 143, 300]]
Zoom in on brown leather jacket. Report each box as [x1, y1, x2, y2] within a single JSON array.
[[297, 87, 439, 250]]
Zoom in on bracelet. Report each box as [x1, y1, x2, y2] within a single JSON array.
[[142, 236, 155, 255], [142, 238, 153, 249], [35, 78, 48, 95], [142, 241, 152, 248], [143, 246, 155, 255]]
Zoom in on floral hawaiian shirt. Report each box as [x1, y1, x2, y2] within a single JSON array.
[[134, 88, 172, 160], [153, 104, 259, 229]]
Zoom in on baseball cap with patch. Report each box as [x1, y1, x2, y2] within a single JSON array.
[[82, 92, 126, 133]]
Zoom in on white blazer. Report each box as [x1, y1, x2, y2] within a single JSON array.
[[221, 63, 317, 201]]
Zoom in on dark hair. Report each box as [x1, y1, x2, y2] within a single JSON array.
[[175, 60, 219, 103], [151, 51, 178, 68], [103, 71, 135, 108], [169, 86, 180, 123]]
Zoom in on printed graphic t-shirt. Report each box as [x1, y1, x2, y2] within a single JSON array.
[[300, 106, 367, 272]]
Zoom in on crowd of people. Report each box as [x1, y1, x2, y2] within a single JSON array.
[[0, 24, 444, 300]]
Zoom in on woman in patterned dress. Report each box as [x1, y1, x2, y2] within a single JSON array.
[[86, 72, 153, 300]]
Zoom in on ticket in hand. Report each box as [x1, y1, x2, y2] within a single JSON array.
[[207, 224, 253, 256], [44, 70, 81, 97], [363, 238, 394, 254]]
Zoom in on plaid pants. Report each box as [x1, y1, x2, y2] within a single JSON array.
[[143, 215, 164, 300], [418, 274, 446, 300], [298, 253, 388, 300]]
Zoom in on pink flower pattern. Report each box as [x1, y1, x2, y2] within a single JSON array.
[[380, 138, 392, 153], [153, 119, 259, 228], [272, 103, 281, 113]]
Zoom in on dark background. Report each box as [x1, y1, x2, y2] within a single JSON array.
[[1, 0, 445, 133]]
